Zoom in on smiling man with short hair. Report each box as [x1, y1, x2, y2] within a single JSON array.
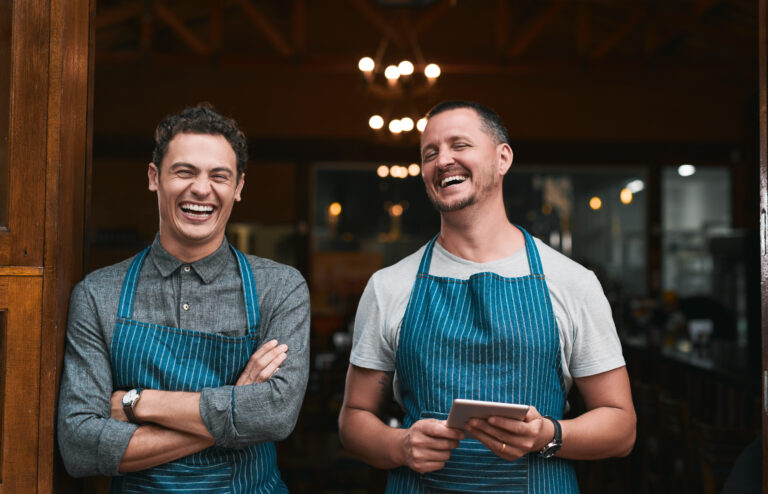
[[57, 104, 309, 493], [339, 100, 636, 493]]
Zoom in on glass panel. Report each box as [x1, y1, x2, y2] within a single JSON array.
[[312, 163, 647, 319], [661, 166, 745, 344], [0, 0, 11, 227]]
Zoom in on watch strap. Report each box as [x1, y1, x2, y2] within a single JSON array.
[[122, 388, 143, 424], [539, 415, 562, 458]]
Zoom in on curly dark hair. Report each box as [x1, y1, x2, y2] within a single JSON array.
[[425, 100, 510, 146], [152, 103, 248, 180]]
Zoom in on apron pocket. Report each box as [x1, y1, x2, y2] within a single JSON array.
[[121, 460, 233, 494], [419, 410, 529, 493]]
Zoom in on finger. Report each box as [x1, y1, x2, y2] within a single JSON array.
[[466, 425, 517, 459], [251, 340, 280, 359], [413, 461, 448, 474], [418, 419, 465, 440], [255, 352, 287, 382], [251, 343, 288, 368]]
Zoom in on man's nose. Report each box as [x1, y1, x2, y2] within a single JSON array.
[[436, 149, 454, 168], [190, 176, 212, 196]]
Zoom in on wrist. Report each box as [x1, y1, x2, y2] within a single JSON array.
[[538, 416, 562, 458]]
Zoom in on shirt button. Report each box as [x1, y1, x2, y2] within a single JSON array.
[[182, 303, 190, 311], [184, 266, 191, 272]]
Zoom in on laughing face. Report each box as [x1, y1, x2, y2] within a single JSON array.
[[420, 108, 512, 213], [148, 132, 244, 260]]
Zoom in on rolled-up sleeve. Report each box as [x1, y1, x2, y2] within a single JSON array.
[[57, 283, 138, 477], [199, 267, 310, 448]]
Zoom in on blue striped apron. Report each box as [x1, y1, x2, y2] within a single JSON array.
[[109, 245, 287, 494], [387, 228, 578, 493]]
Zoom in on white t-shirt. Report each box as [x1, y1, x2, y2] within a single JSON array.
[[350, 237, 625, 405]]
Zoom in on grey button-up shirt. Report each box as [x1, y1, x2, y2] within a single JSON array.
[[57, 235, 310, 477]]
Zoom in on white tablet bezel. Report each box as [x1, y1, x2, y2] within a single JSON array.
[[446, 398, 530, 429]]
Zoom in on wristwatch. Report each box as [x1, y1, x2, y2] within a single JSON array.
[[538, 416, 562, 458], [122, 388, 143, 424]]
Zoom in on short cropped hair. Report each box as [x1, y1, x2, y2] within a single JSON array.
[[152, 103, 248, 178], [425, 100, 510, 145]]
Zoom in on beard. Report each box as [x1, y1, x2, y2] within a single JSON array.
[[427, 191, 477, 212]]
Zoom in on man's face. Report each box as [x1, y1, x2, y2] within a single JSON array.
[[148, 132, 244, 256], [420, 108, 511, 213]]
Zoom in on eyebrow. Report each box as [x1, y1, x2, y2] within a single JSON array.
[[421, 134, 473, 154], [169, 162, 233, 176]]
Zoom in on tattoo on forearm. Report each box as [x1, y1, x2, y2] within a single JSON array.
[[376, 372, 394, 419]]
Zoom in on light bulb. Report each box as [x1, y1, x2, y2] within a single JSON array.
[[369, 115, 384, 130], [358, 57, 374, 73]]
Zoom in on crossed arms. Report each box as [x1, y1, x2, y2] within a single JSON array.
[[338, 364, 636, 473], [57, 276, 310, 477]]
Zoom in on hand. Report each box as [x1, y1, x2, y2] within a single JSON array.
[[111, 390, 128, 422], [235, 339, 288, 386], [465, 406, 554, 461], [399, 419, 464, 473]]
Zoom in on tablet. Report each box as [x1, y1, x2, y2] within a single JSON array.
[[446, 398, 530, 429]]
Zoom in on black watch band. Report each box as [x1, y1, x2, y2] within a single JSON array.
[[538, 416, 562, 458]]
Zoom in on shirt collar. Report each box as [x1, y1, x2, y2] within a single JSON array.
[[149, 234, 233, 284]]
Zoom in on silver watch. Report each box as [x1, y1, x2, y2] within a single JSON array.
[[538, 416, 562, 458], [122, 388, 143, 424]]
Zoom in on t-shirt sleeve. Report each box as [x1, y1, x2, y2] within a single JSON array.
[[349, 274, 397, 372], [567, 272, 626, 378]]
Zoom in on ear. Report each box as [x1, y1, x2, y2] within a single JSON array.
[[234, 173, 245, 202], [497, 143, 514, 175], [148, 163, 159, 192]]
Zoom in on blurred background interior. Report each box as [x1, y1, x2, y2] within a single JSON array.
[[4, 0, 764, 492]]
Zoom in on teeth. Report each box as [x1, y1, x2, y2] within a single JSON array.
[[181, 203, 214, 213], [441, 175, 467, 187]]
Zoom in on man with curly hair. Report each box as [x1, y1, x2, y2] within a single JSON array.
[[57, 104, 309, 493]]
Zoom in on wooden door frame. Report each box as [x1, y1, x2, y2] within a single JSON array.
[[1, 0, 93, 492], [759, 0, 768, 491]]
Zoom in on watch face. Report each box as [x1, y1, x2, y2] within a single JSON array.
[[123, 389, 139, 405]]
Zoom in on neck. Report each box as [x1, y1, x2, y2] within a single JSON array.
[[437, 198, 524, 263], [158, 233, 224, 263]]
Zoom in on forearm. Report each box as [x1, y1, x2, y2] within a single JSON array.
[[558, 405, 636, 459], [133, 390, 213, 440], [201, 276, 310, 447], [338, 406, 405, 469], [119, 424, 214, 472]]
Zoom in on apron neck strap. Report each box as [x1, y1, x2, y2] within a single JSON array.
[[518, 226, 545, 275], [230, 245, 261, 332], [417, 235, 440, 275], [117, 246, 151, 319]]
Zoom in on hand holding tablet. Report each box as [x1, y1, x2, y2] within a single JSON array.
[[446, 398, 530, 429]]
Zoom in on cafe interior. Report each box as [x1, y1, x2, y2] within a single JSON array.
[[79, 0, 760, 492]]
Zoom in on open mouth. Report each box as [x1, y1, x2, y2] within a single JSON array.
[[440, 175, 468, 188], [180, 202, 215, 218]]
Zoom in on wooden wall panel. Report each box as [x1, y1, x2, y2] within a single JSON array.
[[0, 275, 42, 494], [0, 0, 48, 266]]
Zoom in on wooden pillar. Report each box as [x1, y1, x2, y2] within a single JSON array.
[[0, 0, 93, 492], [759, 0, 768, 491]]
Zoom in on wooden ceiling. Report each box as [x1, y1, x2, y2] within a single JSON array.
[[95, 0, 757, 75]]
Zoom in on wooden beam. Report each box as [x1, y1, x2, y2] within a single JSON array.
[[153, 1, 211, 55], [509, 0, 567, 58], [413, 0, 454, 36], [292, 0, 307, 54], [236, 0, 295, 57], [577, 1, 589, 57], [94, 2, 141, 30], [591, 9, 645, 59], [647, 0, 724, 56], [210, 0, 223, 53], [347, 0, 406, 48], [495, 0, 509, 55]]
